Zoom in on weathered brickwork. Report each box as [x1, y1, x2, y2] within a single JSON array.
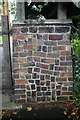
[[12, 20, 73, 103]]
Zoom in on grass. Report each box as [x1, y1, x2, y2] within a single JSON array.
[[0, 35, 2, 44]]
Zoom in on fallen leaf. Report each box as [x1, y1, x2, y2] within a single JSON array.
[[68, 115, 71, 119], [12, 112, 17, 115], [63, 111, 67, 115], [0, 110, 2, 116], [27, 106, 32, 111]]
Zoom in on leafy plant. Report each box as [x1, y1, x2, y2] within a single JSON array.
[[0, 1, 2, 15], [71, 32, 80, 105], [9, 1, 17, 20], [9, 2, 16, 15], [27, 1, 48, 19], [31, 2, 48, 13], [71, 15, 80, 29]]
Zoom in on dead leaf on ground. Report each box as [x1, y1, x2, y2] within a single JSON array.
[[0, 110, 2, 115], [27, 106, 32, 111], [63, 111, 67, 115], [12, 112, 17, 115]]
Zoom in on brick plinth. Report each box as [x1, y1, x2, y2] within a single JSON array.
[[12, 19, 73, 102]]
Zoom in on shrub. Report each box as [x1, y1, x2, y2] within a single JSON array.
[[71, 32, 80, 105]]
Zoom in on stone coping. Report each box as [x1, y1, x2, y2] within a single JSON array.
[[12, 19, 72, 26], [24, 19, 72, 25]]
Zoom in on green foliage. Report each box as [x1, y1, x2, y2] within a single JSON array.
[[9, 2, 16, 15], [0, 2, 2, 5], [32, 5, 43, 13], [31, 2, 48, 13], [76, 103, 80, 107], [71, 32, 80, 105], [9, 2, 16, 19], [71, 33, 80, 53], [0, 36, 2, 44], [71, 15, 80, 29], [27, 2, 48, 19], [0, 1, 2, 14]]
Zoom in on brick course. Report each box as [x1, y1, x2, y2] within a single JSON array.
[[12, 20, 73, 103]]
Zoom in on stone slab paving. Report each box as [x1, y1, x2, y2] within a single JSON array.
[[0, 46, 15, 110], [0, 46, 22, 110], [0, 46, 2, 110]]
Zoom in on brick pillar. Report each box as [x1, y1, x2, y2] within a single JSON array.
[[12, 19, 73, 103]]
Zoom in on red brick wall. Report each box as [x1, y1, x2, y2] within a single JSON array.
[[12, 20, 73, 103]]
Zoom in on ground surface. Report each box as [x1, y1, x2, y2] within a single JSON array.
[[2, 102, 70, 120]]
